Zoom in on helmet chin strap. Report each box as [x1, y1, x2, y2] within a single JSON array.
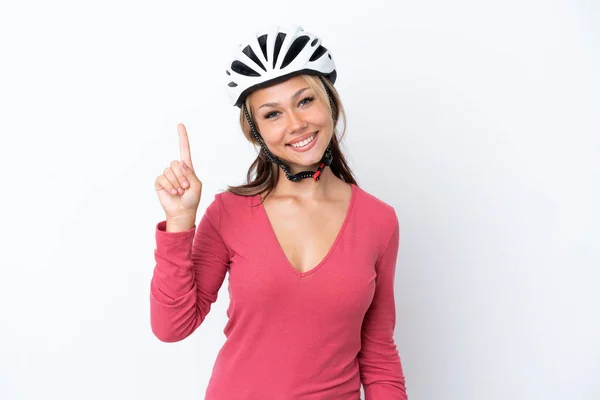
[[242, 77, 335, 182]]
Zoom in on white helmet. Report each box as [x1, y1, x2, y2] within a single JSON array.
[[225, 25, 337, 107]]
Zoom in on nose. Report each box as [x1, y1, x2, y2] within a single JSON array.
[[286, 109, 308, 134]]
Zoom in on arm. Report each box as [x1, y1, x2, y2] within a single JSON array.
[[358, 220, 408, 399], [150, 195, 230, 342]]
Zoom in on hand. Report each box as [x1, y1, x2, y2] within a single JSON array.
[[154, 123, 202, 219]]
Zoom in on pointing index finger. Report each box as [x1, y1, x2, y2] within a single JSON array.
[[177, 123, 193, 169]]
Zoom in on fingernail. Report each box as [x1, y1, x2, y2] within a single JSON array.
[[171, 189, 177, 195], [178, 188, 184, 195], [182, 180, 188, 188]]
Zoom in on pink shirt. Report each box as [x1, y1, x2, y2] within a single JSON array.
[[150, 183, 408, 399]]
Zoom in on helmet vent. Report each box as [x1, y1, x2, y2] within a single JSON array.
[[231, 60, 260, 77], [310, 45, 328, 62], [228, 81, 238, 87], [258, 34, 268, 61], [281, 35, 310, 69], [242, 45, 266, 72], [273, 32, 287, 68]]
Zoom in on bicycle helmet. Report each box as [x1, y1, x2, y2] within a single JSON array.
[[226, 24, 337, 108], [225, 25, 338, 182]]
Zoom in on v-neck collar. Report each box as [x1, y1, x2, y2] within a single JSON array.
[[256, 183, 357, 278]]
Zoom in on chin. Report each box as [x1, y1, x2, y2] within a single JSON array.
[[287, 147, 327, 168], [272, 151, 323, 174]]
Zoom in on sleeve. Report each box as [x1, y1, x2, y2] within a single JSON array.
[[357, 218, 408, 399], [149, 194, 230, 342]]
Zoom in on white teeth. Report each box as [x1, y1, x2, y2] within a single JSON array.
[[290, 133, 316, 148]]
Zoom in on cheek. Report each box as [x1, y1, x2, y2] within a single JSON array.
[[255, 121, 287, 145], [312, 103, 333, 124], [315, 110, 334, 134]]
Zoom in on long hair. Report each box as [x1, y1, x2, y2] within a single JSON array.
[[226, 74, 357, 201]]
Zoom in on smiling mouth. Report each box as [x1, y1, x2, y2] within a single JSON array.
[[287, 132, 318, 149]]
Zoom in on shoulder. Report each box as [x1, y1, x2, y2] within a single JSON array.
[[352, 184, 398, 230], [204, 189, 258, 227], [207, 189, 256, 211], [350, 184, 400, 263]]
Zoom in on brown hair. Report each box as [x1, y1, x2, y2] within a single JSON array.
[[226, 74, 357, 201]]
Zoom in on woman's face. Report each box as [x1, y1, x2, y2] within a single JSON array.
[[248, 76, 333, 171]]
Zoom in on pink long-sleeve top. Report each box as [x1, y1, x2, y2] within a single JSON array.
[[150, 183, 408, 399]]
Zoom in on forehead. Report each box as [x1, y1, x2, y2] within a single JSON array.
[[248, 75, 310, 105]]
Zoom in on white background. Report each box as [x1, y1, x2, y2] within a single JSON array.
[[1, 0, 599, 399]]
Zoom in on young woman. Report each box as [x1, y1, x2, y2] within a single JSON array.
[[151, 25, 408, 399]]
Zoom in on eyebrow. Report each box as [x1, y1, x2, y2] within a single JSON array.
[[258, 87, 310, 110]]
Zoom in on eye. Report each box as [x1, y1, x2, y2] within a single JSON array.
[[299, 96, 314, 107], [264, 111, 280, 119]]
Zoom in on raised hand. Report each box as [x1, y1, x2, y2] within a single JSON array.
[[154, 123, 203, 225]]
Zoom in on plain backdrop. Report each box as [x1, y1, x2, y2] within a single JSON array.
[[1, 0, 599, 399]]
